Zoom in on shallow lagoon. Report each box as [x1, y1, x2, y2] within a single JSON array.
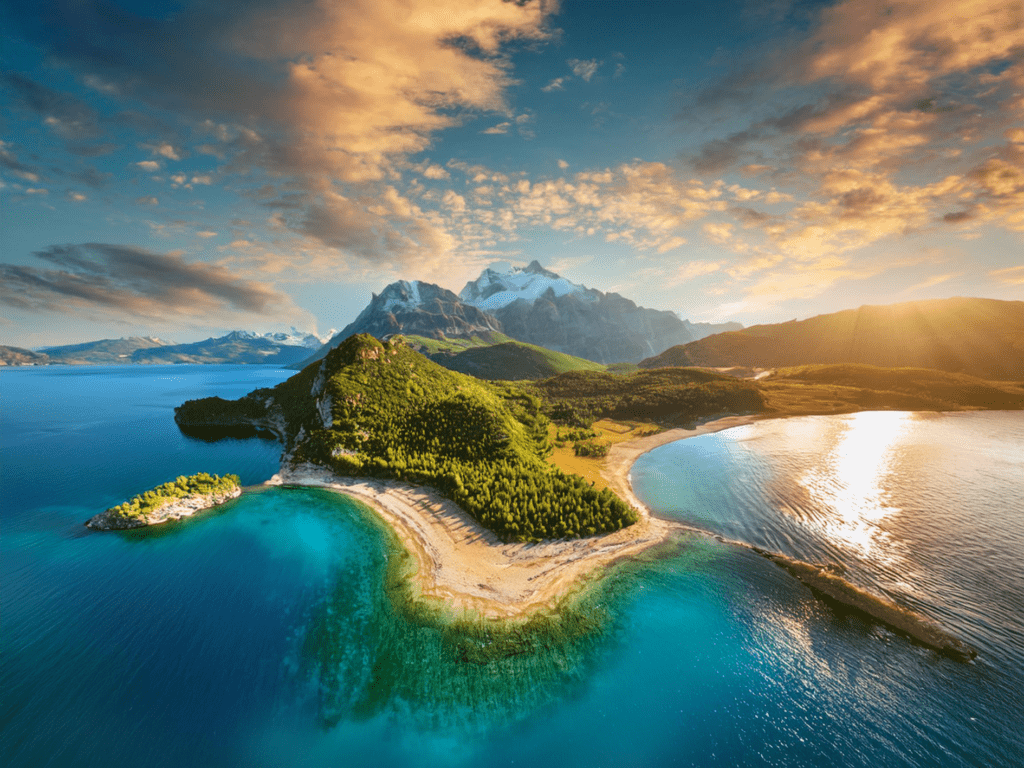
[[2, 366, 1022, 767]]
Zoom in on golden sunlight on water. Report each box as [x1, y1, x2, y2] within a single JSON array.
[[797, 411, 912, 565]]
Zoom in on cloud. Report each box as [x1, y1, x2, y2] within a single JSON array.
[[67, 191, 87, 202], [136, 160, 161, 172], [274, 187, 456, 268], [0, 141, 41, 182], [481, 122, 510, 134], [0, 243, 302, 323], [440, 160, 730, 254], [58, 166, 112, 189], [421, 164, 450, 180], [671, 0, 1024, 275], [542, 77, 567, 92], [990, 265, 1024, 285], [136, 195, 159, 205], [7, 0, 553, 185], [557, 159, 569, 169], [905, 272, 959, 292], [145, 143, 181, 161], [1, 72, 100, 141], [568, 58, 601, 82]]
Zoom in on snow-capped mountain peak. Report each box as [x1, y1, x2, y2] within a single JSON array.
[[459, 261, 589, 311], [224, 328, 323, 348], [377, 280, 429, 313]]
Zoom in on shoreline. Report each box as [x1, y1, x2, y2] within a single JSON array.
[[266, 467, 676, 619], [85, 487, 242, 530], [264, 413, 978, 658], [265, 415, 758, 619], [602, 414, 763, 519]]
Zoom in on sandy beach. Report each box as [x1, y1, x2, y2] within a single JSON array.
[[266, 414, 759, 618]]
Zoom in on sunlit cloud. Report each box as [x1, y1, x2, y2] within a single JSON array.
[[990, 265, 1024, 285], [905, 272, 960, 292]]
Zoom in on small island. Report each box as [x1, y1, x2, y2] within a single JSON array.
[[86, 472, 242, 530]]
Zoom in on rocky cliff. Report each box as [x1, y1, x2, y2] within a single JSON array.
[[294, 280, 503, 368]]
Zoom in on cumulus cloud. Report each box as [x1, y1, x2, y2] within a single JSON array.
[[7, 0, 553, 186], [439, 160, 730, 254], [568, 58, 601, 82], [0, 243, 303, 324], [674, 0, 1024, 273], [145, 143, 181, 161], [542, 77, 567, 92], [421, 164, 450, 180], [3, 0, 561, 277]]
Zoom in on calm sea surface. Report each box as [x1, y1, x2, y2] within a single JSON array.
[[2, 367, 1022, 767]]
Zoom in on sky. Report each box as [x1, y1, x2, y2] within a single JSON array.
[[1, 0, 1022, 347]]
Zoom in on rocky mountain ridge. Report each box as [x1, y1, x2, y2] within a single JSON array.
[[299, 263, 742, 367]]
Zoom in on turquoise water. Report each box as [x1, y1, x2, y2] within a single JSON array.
[[2, 367, 1022, 767]]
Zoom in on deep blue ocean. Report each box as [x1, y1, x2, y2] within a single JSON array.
[[2, 366, 1022, 768]]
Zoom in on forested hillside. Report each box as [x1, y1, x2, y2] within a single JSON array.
[[177, 335, 637, 542], [527, 367, 767, 425], [640, 298, 1024, 380]]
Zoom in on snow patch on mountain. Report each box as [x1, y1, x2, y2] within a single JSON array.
[[460, 260, 591, 311], [225, 328, 323, 348], [378, 280, 427, 313]]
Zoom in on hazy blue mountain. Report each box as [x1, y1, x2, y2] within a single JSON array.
[[39, 336, 175, 364], [132, 329, 323, 365]]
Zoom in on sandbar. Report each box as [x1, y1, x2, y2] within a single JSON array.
[[265, 415, 758, 619]]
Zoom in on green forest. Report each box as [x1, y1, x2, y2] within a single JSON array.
[[107, 473, 240, 521], [174, 334, 1024, 544], [281, 335, 637, 542], [527, 367, 767, 426]]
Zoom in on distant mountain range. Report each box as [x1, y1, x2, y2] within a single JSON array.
[[2, 329, 323, 366], [295, 261, 741, 368], [639, 297, 1024, 381], [12, 267, 1019, 383]]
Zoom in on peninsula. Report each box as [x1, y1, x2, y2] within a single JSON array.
[[86, 473, 241, 530], [172, 335, 1016, 656]]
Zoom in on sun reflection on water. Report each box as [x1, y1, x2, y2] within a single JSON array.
[[798, 411, 911, 565]]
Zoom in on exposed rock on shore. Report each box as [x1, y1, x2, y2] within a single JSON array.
[[85, 487, 242, 530], [754, 548, 978, 661]]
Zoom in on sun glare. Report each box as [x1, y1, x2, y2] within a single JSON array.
[[798, 411, 911, 563]]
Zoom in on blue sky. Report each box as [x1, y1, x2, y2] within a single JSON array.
[[2, 0, 1022, 346]]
